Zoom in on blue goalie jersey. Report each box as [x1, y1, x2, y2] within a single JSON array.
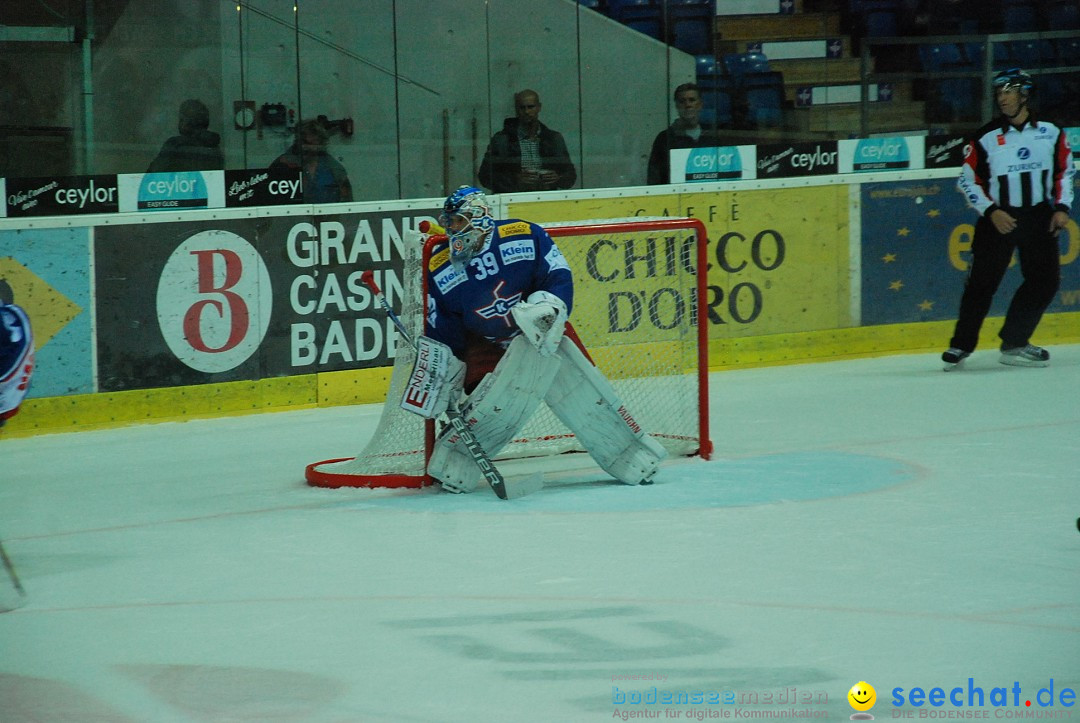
[[425, 219, 573, 359]]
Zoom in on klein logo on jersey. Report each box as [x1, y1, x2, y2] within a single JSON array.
[[497, 221, 531, 237], [434, 264, 467, 294], [474, 280, 522, 327], [499, 241, 535, 265]]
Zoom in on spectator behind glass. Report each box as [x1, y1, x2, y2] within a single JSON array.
[[647, 83, 720, 185], [270, 119, 354, 204], [477, 89, 576, 193], [147, 99, 225, 173]]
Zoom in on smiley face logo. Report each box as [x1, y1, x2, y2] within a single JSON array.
[[848, 681, 877, 712]]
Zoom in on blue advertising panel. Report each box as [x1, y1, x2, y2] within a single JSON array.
[[861, 178, 1080, 325], [0, 226, 94, 397]]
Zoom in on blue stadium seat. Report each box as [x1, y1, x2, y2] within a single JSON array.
[[1038, 74, 1068, 111], [1001, 0, 1040, 31], [993, 40, 1051, 70], [917, 43, 968, 71], [614, 1, 663, 40], [722, 51, 770, 83], [696, 54, 720, 77], [608, 0, 654, 16], [698, 75, 736, 127], [742, 71, 785, 129], [1055, 37, 1080, 64], [1046, 0, 1080, 29], [864, 8, 899, 37], [668, 2, 714, 55], [934, 78, 981, 122]]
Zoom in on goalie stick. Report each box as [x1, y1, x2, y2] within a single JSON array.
[[361, 269, 540, 500]]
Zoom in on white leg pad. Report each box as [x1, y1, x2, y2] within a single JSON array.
[[544, 337, 667, 485], [428, 336, 562, 493]]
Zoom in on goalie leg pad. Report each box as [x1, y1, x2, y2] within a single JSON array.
[[428, 336, 562, 492], [543, 337, 667, 485]]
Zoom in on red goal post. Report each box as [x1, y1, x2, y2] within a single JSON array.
[[305, 216, 711, 489]]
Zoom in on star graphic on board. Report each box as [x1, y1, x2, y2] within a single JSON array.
[[882, 253, 897, 263], [897, 227, 911, 237], [918, 300, 934, 311], [889, 280, 904, 291], [927, 208, 940, 218]]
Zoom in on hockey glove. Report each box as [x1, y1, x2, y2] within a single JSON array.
[[400, 336, 465, 419], [510, 290, 568, 357]]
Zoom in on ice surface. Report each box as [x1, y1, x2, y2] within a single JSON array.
[[1, 347, 1078, 721]]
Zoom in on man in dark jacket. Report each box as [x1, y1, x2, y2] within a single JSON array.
[[147, 99, 224, 173], [477, 89, 576, 193], [270, 119, 353, 203], [647, 83, 720, 185]]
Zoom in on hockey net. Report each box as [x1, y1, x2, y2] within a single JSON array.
[[306, 217, 711, 488]]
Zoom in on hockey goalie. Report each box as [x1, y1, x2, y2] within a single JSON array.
[[0, 302, 34, 430], [400, 186, 667, 494]]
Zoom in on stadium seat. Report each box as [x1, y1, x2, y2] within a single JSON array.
[[1000, 0, 1040, 31], [613, 1, 663, 41], [917, 43, 968, 71], [722, 51, 770, 83], [698, 75, 736, 128], [742, 71, 785, 129], [696, 54, 720, 77], [863, 7, 899, 37], [1045, 0, 1080, 29], [1056, 37, 1080, 65], [668, 2, 714, 55]]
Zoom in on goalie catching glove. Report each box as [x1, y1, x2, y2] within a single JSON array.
[[399, 336, 464, 419], [509, 291, 567, 357]]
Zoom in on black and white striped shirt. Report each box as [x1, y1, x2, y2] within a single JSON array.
[[957, 115, 1074, 216]]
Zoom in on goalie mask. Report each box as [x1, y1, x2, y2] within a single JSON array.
[[439, 186, 495, 268]]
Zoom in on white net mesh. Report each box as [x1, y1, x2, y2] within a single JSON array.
[[307, 218, 709, 488]]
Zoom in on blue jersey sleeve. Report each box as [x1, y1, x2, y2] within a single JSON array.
[[423, 241, 468, 358], [529, 223, 574, 316]]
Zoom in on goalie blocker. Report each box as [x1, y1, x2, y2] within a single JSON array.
[[426, 333, 666, 493]]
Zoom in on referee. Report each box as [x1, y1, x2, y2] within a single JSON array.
[[942, 68, 1074, 370]]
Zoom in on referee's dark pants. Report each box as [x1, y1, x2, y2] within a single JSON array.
[[949, 202, 1061, 352]]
